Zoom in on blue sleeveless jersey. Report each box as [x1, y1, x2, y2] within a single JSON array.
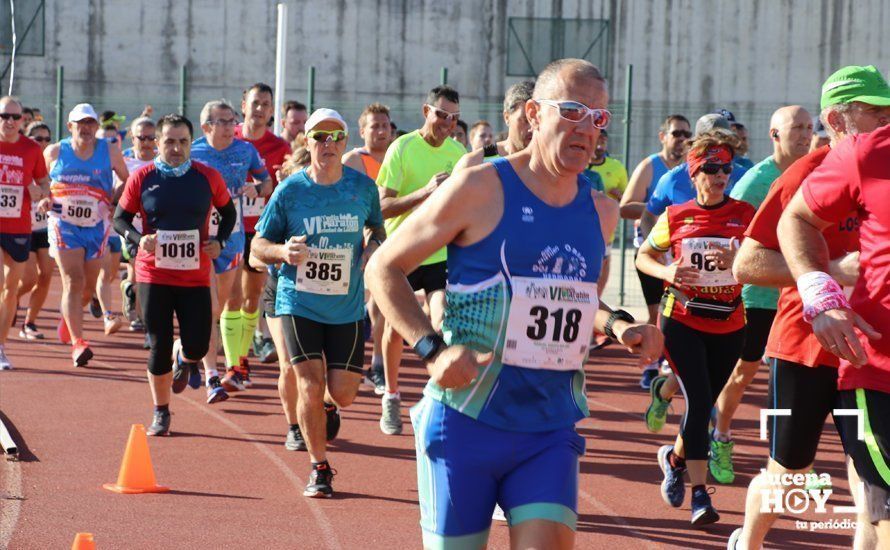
[[647, 153, 669, 202], [429, 157, 604, 432], [50, 138, 113, 195]]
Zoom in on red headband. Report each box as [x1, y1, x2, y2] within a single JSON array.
[[687, 144, 733, 178]]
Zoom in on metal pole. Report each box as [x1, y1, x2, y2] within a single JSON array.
[[178, 65, 187, 116], [440, 67, 448, 86], [307, 66, 315, 112], [54, 65, 63, 139], [273, 3, 287, 136], [618, 64, 633, 307]]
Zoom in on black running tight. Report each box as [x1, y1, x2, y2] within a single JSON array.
[[137, 283, 212, 375]]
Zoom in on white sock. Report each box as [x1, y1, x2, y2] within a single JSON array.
[[713, 429, 732, 442], [385, 391, 400, 400]]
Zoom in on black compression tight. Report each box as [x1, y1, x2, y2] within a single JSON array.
[[137, 283, 212, 376]]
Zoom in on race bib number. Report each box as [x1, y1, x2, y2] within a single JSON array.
[[503, 277, 599, 371], [30, 200, 48, 230], [680, 237, 736, 286], [0, 185, 23, 218], [242, 196, 265, 218], [59, 195, 100, 227], [208, 200, 241, 237], [295, 247, 352, 295], [154, 229, 200, 270]]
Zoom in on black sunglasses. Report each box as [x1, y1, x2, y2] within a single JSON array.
[[134, 135, 156, 142], [670, 129, 692, 138], [31, 136, 51, 142], [0, 113, 23, 121], [700, 163, 733, 175]]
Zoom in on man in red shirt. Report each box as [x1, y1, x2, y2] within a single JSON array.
[[781, 119, 890, 548], [235, 83, 291, 367], [0, 96, 50, 370], [729, 65, 890, 549]]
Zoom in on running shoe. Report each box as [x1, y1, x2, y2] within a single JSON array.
[[57, 317, 71, 344], [104, 312, 124, 335], [380, 394, 403, 435], [640, 367, 658, 390], [285, 425, 307, 451], [221, 368, 246, 392], [304, 462, 336, 498], [143, 332, 151, 350], [129, 318, 145, 332], [187, 362, 202, 390], [89, 296, 102, 319], [645, 375, 671, 433], [171, 339, 189, 394], [805, 468, 832, 492], [72, 339, 93, 367], [147, 409, 171, 436], [238, 357, 252, 388], [658, 445, 686, 508], [19, 322, 45, 340], [325, 403, 341, 442], [258, 338, 278, 364], [709, 436, 735, 485], [366, 364, 385, 396], [0, 345, 11, 370], [727, 527, 742, 549], [690, 486, 719, 526], [120, 280, 136, 320], [206, 376, 229, 404]]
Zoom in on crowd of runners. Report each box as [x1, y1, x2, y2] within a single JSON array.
[[1, 57, 890, 549]]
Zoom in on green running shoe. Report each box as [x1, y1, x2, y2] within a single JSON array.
[[645, 375, 671, 433], [805, 468, 832, 491], [709, 437, 735, 484]]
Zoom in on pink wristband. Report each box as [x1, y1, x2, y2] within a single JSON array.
[[797, 271, 851, 323]]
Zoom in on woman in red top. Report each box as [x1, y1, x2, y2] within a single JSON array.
[[636, 131, 755, 526]]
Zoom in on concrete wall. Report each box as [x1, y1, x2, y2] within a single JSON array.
[[6, 0, 890, 161]]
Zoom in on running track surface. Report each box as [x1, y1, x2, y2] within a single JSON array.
[[0, 277, 857, 549]]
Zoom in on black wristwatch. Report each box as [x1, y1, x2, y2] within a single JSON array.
[[413, 333, 447, 361], [604, 309, 635, 341]]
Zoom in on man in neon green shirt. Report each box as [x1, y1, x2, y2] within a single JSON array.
[[376, 85, 466, 435], [587, 130, 628, 201]]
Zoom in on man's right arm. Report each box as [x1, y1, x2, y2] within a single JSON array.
[[619, 158, 652, 219]]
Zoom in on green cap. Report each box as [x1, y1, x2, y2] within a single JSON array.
[[820, 65, 890, 109]]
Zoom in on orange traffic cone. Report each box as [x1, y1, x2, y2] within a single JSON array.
[[71, 532, 96, 549], [102, 424, 169, 494]]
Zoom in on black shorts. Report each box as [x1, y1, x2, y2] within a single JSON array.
[[1, 233, 32, 263], [741, 307, 777, 362], [281, 315, 365, 374], [767, 359, 838, 470], [407, 261, 447, 294], [634, 248, 664, 306], [30, 231, 49, 252], [242, 232, 264, 273], [836, 388, 890, 524], [262, 269, 279, 318], [137, 283, 212, 376]]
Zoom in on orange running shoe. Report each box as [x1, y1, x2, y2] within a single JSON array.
[[238, 357, 252, 388], [220, 368, 245, 392], [57, 317, 71, 344], [72, 338, 93, 367]]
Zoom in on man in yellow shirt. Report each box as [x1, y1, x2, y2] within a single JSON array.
[[376, 85, 466, 435], [587, 129, 628, 201]]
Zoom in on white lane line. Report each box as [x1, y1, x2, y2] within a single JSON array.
[[0, 459, 23, 550]]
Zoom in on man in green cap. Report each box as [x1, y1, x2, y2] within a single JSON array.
[[726, 64, 890, 550]]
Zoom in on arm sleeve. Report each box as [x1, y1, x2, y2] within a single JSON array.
[[647, 213, 671, 251], [646, 171, 673, 215], [802, 138, 860, 223], [215, 200, 237, 243], [113, 205, 142, 246]]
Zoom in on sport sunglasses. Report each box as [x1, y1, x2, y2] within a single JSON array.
[[537, 100, 611, 129], [700, 163, 733, 175], [307, 129, 348, 143]]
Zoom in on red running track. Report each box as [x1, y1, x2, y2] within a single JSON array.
[[0, 278, 858, 549]]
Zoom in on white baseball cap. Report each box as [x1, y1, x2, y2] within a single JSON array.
[[68, 103, 99, 123], [305, 108, 348, 134]]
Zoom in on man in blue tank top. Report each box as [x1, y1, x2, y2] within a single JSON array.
[[618, 114, 690, 389], [367, 58, 663, 550], [44, 103, 129, 366]]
